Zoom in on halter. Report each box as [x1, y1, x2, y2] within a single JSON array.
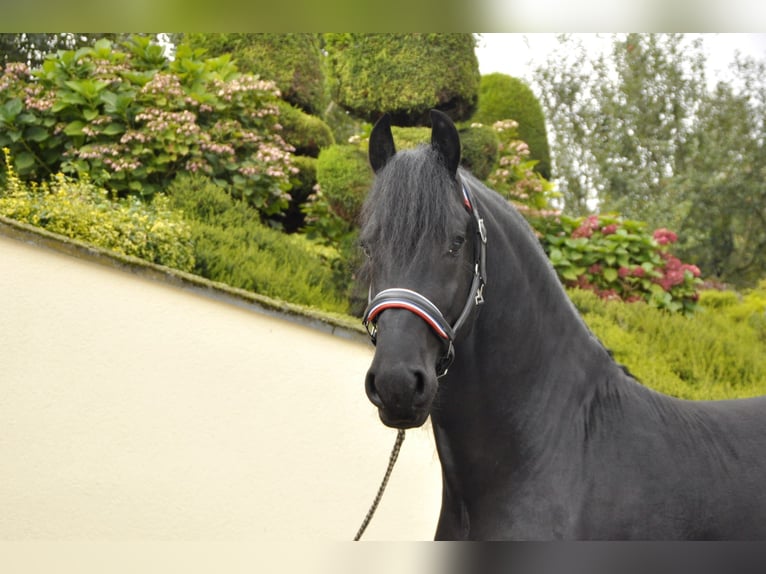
[[362, 178, 488, 378]]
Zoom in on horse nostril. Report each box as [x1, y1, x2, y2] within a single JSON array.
[[414, 370, 426, 397], [365, 371, 382, 406]]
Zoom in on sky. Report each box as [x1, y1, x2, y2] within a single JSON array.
[[475, 33, 766, 89]]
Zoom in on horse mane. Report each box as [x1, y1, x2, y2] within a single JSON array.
[[359, 145, 467, 280]]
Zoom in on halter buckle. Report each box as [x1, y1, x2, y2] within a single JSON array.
[[475, 282, 485, 306]]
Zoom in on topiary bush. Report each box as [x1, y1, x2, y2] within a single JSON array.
[[324, 33, 480, 126], [472, 73, 552, 179], [166, 174, 348, 313], [181, 33, 327, 115], [313, 144, 372, 227], [457, 122, 498, 180], [0, 148, 195, 271], [275, 100, 334, 158], [0, 36, 296, 218]]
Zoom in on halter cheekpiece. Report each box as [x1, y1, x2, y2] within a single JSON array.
[[362, 178, 487, 378]]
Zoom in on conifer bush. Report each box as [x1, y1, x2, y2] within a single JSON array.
[[167, 174, 348, 313], [569, 288, 766, 400]]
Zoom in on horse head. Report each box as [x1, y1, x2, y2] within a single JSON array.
[[360, 110, 486, 429]]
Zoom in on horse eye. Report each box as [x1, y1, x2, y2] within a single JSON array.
[[448, 235, 466, 255], [360, 241, 372, 258]]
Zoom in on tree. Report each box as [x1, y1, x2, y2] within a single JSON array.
[[535, 34, 706, 222], [1, 34, 129, 68], [535, 34, 766, 286], [672, 57, 766, 285]]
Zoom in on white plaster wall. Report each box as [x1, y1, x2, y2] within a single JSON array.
[[0, 232, 442, 543]]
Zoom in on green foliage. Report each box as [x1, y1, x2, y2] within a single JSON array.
[[539, 213, 702, 314], [313, 144, 372, 227], [0, 35, 295, 218], [569, 288, 766, 400], [166, 174, 348, 313], [0, 148, 195, 271], [281, 154, 317, 232], [275, 100, 334, 158], [699, 282, 766, 343], [182, 33, 327, 115], [324, 33, 480, 125], [456, 123, 498, 180], [472, 73, 551, 178]]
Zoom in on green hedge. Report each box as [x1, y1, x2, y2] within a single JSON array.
[[324, 33, 480, 125], [472, 73, 552, 179], [570, 288, 766, 400], [167, 174, 348, 314]]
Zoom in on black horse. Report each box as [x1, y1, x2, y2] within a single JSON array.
[[359, 109, 766, 540]]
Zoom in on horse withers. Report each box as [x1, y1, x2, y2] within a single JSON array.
[[359, 109, 766, 540]]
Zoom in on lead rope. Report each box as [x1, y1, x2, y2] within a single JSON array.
[[353, 429, 406, 540]]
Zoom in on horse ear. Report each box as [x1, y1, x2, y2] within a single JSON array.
[[369, 113, 396, 173], [430, 109, 461, 178]]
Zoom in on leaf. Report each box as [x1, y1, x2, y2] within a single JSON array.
[[101, 123, 125, 136], [560, 268, 580, 281], [24, 126, 50, 142], [1, 98, 23, 121], [15, 151, 36, 173], [64, 120, 85, 136], [603, 268, 618, 282], [83, 108, 99, 121]]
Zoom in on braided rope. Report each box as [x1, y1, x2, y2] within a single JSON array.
[[354, 429, 406, 541]]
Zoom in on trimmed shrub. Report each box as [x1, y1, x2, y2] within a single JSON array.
[[275, 100, 334, 158], [324, 33, 480, 125], [473, 73, 551, 179], [0, 148, 195, 271], [569, 288, 766, 400], [457, 123, 499, 180], [314, 144, 372, 226], [389, 126, 431, 150], [181, 33, 327, 115], [167, 174, 348, 313]]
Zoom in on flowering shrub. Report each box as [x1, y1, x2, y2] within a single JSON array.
[[0, 36, 296, 217], [484, 119, 560, 226], [538, 213, 702, 314], [1, 148, 195, 271]]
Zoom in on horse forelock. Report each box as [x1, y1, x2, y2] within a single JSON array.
[[359, 145, 467, 279]]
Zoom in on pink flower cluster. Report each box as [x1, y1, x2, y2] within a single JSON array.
[[135, 108, 199, 137], [654, 252, 701, 292], [212, 76, 281, 103], [141, 72, 184, 99], [571, 215, 601, 238], [653, 228, 678, 245]]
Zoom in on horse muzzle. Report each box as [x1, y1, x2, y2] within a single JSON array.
[[365, 358, 438, 429]]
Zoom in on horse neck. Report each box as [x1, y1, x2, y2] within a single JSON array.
[[432, 186, 619, 480]]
